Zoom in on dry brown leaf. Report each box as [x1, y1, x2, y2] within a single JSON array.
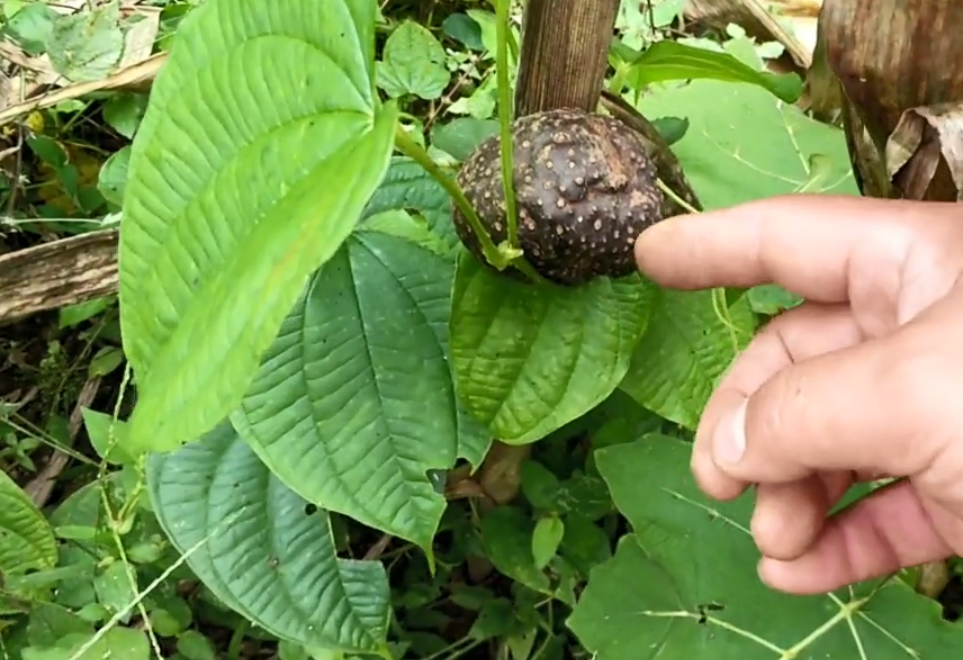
[[684, 0, 819, 67], [887, 103, 963, 201], [118, 6, 161, 68], [817, 0, 963, 200], [0, 52, 166, 127]]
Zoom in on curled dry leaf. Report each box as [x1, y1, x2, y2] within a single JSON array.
[[816, 0, 963, 200], [684, 0, 819, 68], [887, 103, 963, 201]]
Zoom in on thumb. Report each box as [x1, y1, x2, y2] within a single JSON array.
[[708, 311, 954, 484]]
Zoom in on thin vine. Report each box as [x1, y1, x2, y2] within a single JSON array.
[[656, 179, 747, 356], [495, 0, 520, 250], [392, 126, 547, 284]]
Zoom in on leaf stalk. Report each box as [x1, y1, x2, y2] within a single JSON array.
[[393, 126, 547, 284], [495, 0, 520, 250]]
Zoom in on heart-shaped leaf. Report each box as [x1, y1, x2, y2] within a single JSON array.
[[119, 0, 397, 453], [147, 420, 391, 655], [450, 251, 654, 444], [232, 228, 490, 556]]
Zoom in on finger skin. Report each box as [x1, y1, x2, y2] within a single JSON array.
[[634, 195, 962, 308], [751, 471, 853, 561], [713, 293, 963, 485], [757, 481, 955, 594], [693, 303, 863, 501], [635, 194, 963, 594]]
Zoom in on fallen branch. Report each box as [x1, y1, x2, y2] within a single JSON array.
[[0, 52, 167, 127], [0, 229, 119, 325]]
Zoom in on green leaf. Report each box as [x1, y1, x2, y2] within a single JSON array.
[[232, 230, 489, 556], [620, 288, 757, 431], [748, 284, 803, 316], [46, 2, 125, 82], [441, 13, 484, 51], [430, 118, 499, 162], [2, 1, 57, 55], [102, 93, 148, 139], [531, 516, 565, 570], [177, 630, 217, 660], [450, 251, 654, 444], [80, 408, 132, 465], [26, 603, 93, 648], [567, 436, 963, 659], [559, 515, 611, 577], [624, 40, 801, 103], [146, 420, 391, 656], [376, 20, 450, 100], [0, 468, 57, 576], [465, 9, 502, 59], [118, 0, 398, 453], [520, 460, 560, 511], [362, 210, 451, 257], [468, 598, 516, 641], [22, 628, 149, 660], [361, 156, 459, 251], [97, 146, 129, 207], [58, 297, 112, 329], [93, 561, 138, 621], [633, 45, 858, 210], [480, 507, 551, 594], [556, 473, 611, 521], [650, 116, 689, 146]]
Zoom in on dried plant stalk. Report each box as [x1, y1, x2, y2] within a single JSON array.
[[514, 0, 619, 116], [815, 0, 963, 200], [684, 0, 815, 67]]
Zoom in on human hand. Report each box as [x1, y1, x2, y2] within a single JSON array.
[[633, 194, 963, 595]]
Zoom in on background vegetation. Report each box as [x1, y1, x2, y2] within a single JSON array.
[[0, 1, 961, 659]]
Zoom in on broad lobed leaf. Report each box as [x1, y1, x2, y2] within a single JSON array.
[[568, 436, 963, 659], [632, 37, 859, 211], [619, 289, 757, 430]]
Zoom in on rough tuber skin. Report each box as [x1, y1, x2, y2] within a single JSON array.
[[452, 107, 666, 286]]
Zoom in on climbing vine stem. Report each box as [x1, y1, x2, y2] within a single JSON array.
[[495, 0, 520, 250], [393, 126, 546, 284], [656, 178, 746, 356]]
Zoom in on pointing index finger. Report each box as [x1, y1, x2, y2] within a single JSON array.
[[634, 194, 932, 301]]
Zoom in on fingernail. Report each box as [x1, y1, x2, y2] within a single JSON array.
[[712, 399, 747, 465]]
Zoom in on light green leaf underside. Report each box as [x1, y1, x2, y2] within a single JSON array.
[[361, 156, 459, 252], [0, 469, 57, 575], [146, 420, 391, 655], [118, 0, 397, 452], [567, 436, 963, 660], [634, 60, 858, 210], [619, 289, 757, 431], [232, 231, 489, 552], [450, 251, 655, 444]]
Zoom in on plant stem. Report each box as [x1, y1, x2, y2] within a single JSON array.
[[393, 125, 549, 285], [495, 0, 520, 249], [657, 178, 745, 353], [423, 635, 485, 660], [393, 126, 502, 265], [227, 620, 249, 659], [656, 178, 699, 215]]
